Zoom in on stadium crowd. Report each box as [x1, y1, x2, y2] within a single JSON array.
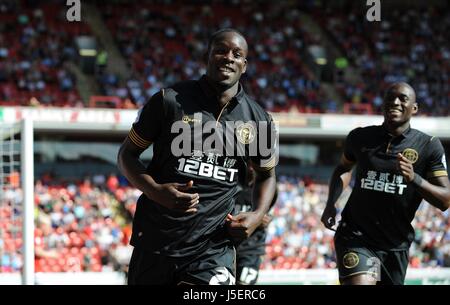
[[1, 174, 449, 273], [0, 0, 86, 107], [0, 0, 449, 276], [0, 1, 447, 115], [98, 1, 326, 112], [316, 3, 449, 116], [0, 174, 138, 273]]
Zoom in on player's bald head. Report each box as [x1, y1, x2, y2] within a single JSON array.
[[385, 82, 416, 103], [207, 28, 248, 56]]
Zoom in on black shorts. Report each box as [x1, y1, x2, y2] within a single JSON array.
[[128, 244, 236, 285], [334, 232, 409, 285], [236, 252, 262, 285]]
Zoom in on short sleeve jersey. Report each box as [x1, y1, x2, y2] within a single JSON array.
[[340, 124, 448, 251], [128, 75, 277, 257]]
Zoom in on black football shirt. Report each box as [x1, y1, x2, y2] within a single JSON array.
[[339, 124, 448, 251], [127, 75, 277, 257]]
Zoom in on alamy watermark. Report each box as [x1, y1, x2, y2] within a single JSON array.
[[170, 114, 279, 169], [366, 0, 381, 22], [66, 1, 379, 23], [66, 0, 81, 22]]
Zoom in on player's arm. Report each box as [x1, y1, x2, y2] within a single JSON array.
[[252, 114, 278, 219], [260, 186, 278, 228], [321, 129, 358, 230], [117, 135, 199, 213], [117, 91, 199, 213], [252, 166, 277, 220], [397, 152, 450, 211], [117, 136, 156, 200], [413, 175, 450, 211], [321, 154, 354, 230], [327, 154, 354, 207], [227, 115, 277, 238], [227, 167, 276, 239]]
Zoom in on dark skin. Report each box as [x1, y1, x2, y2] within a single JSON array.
[[118, 31, 276, 237], [208, 33, 276, 237], [321, 82, 450, 285], [205, 31, 248, 108], [226, 168, 276, 239], [117, 137, 199, 214], [226, 166, 277, 241]]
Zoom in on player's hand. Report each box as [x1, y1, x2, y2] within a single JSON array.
[[321, 205, 337, 231], [150, 180, 199, 213], [397, 153, 415, 182], [225, 212, 263, 240], [260, 214, 273, 228]]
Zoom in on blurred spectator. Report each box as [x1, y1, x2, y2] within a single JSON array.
[[317, 2, 449, 116], [97, 1, 326, 112], [2, 173, 447, 273], [1, 1, 447, 115], [0, 1, 86, 107]]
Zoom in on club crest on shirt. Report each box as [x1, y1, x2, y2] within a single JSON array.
[[343, 252, 359, 269], [402, 148, 418, 164], [182, 114, 202, 124], [236, 123, 256, 144]]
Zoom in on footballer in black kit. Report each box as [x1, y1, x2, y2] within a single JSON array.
[[231, 166, 278, 285], [321, 82, 450, 285], [118, 29, 277, 285]]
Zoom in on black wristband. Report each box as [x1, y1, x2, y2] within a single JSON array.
[[411, 173, 423, 187]]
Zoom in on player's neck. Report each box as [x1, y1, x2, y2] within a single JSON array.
[[383, 121, 410, 137], [204, 76, 239, 107], [216, 85, 238, 108]]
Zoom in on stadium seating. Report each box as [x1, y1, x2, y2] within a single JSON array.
[[1, 174, 448, 273], [0, 1, 447, 115], [0, 0, 84, 107], [0, 0, 449, 276], [316, 3, 449, 116]]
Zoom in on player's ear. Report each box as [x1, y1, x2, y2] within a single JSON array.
[[412, 102, 418, 114], [242, 58, 247, 74]]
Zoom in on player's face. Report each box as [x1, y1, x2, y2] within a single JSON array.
[[206, 32, 248, 88], [383, 84, 417, 125]]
